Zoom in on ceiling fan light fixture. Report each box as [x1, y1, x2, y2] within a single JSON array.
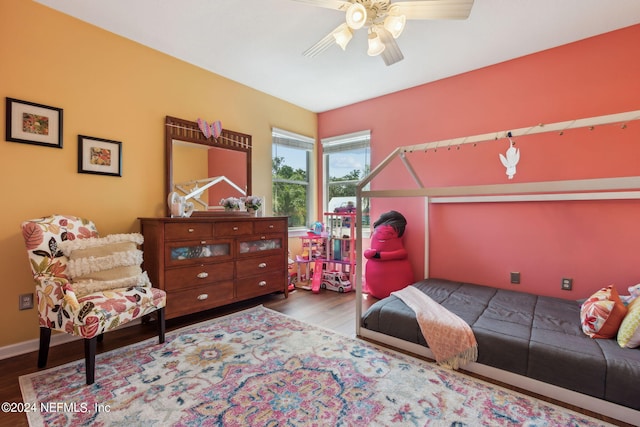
[[345, 2, 367, 30], [332, 23, 353, 50], [367, 29, 385, 56], [384, 14, 406, 39]]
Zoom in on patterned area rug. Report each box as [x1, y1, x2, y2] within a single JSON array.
[[20, 306, 612, 426]]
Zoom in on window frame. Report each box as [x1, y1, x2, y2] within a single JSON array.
[[272, 127, 315, 230], [321, 130, 371, 213]]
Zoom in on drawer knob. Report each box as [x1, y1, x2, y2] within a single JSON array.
[[258, 262, 267, 268], [258, 280, 267, 287], [260, 235, 266, 240], [188, 228, 195, 233], [268, 224, 274, 229], [197, 272, 209, 279], [197, 293, 209, 300], [233, 226, 239, 231]]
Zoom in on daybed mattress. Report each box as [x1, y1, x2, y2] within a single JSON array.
[[361, 278, 640, 411]]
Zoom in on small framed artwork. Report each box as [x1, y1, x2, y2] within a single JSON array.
[[78, 135, 122, 177], [5, 97, 63, 148]]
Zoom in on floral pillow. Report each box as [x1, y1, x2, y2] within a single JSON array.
[[617, 297, 640, 348], [58, 233, 150, 299], [580, 285, 628, 339]]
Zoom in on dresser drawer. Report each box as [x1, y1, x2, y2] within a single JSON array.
[[236, 254, 285, 279], [236, 271, 286, 300], [253, 220, 286, 234], [238, 235, 284, 257], [165, 262, 234, 291], [165, 281, 234, 318], [165, 222, 213, 240], [165, 239, 232, 266], [214, 221, 253, 237]]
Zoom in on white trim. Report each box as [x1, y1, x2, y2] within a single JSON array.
[[424, 197, 429, 279], [400, 109, 640, 153], [431, 190, 640, 204], [358, 327, 640, 426], [360, 176, 640, 199], [321, 130, 370, 147], [0, 319, 141, 361], [271, 127, 315, 145]]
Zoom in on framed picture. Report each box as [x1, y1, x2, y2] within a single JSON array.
[[5, 97, 63, 148], [78, 135, 122, 177]]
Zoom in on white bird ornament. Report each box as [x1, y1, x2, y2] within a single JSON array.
[[499, 137, 520, 179]]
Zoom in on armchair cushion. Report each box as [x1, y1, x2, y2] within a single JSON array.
[[58, 233, 150, 299]]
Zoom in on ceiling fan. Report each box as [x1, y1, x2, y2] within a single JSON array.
[[294, 0, 474, 66]]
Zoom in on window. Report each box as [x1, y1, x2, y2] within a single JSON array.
[[322, 130, 371, 224], [272, 128, 314, 228]]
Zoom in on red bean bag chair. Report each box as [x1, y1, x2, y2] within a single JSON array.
[[364, 210, 414, 299]]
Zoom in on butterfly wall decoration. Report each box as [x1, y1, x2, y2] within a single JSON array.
[[197, 118, 222, 139]]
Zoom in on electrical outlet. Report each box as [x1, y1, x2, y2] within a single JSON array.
[[510, 272, 520, 284], [19, 293, 34, 310], [561, 278, 573, 291]]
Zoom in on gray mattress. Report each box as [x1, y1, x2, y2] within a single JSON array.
[[361, 278, 640, 410]]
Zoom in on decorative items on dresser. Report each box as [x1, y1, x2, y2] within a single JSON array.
[[139, 216, 288, 319]]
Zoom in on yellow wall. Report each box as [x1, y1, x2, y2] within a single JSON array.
[[0, 0, 317, 347], [173, 142, 210, 208]]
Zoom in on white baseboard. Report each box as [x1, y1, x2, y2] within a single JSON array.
[[0, 319, 141, 361]]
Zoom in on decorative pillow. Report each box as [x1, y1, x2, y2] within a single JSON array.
[[580, 285, 628, 339], [617, 297, 640, 348], [619, 283, 640, 305], [58, 233, 150, 298]]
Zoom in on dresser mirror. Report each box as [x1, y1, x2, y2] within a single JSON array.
[[165, 116, 252, 216]]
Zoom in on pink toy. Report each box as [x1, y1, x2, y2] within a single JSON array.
[[364, 210, 414, 299]]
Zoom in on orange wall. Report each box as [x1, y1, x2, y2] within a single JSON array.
[[0, 0, 316, 348], [319, 24, 640, 299]]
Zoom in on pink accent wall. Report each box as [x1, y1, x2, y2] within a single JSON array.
[[318, 24, 640, 299], [208, 146, 248, 204]]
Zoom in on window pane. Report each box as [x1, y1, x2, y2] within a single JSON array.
[[324, 135, 370, 226], [273, 182, 308, 227], [272, 134, 311, 228], [327, 146, 369, 207], [272, 144, 308, 173]]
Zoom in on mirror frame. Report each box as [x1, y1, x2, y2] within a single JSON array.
[[165, 115, 252, 217]]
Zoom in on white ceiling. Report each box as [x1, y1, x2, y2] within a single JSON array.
[[35, 0, 640, 113]]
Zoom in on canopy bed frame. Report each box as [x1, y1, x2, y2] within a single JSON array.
[[354, 109, 640, 425]]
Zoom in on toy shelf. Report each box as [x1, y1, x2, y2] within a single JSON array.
[[294, 235, 327, 290], [292, 212, 357, 292]]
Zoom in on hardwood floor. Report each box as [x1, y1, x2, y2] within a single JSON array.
[[0, 289, 631, 427]]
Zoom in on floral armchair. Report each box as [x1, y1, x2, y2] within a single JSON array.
[[21, 214, 166, 385]]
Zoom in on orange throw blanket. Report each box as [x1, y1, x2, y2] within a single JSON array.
[[392, 285, 478, 370]]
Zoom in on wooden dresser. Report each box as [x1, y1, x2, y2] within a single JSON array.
[[139, 216, 288, 319]]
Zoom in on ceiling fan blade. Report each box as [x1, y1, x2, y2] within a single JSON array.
[[302, 24, 345, 57], [390, 0, 474, 20], [378, 27, 404, 66], [290, 0, 351, 11]]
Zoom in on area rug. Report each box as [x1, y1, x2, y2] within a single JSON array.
[[20, 305, 612, 426]]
